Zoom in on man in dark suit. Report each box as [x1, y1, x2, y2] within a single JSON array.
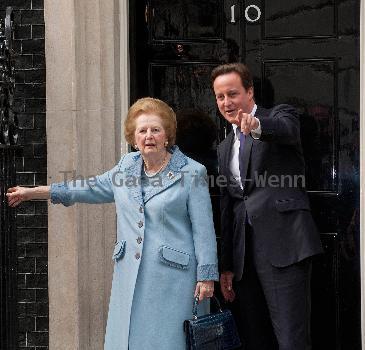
[[212, 63, 323, 350]]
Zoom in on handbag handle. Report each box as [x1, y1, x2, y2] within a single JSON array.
[[192, 294, 223, 319]]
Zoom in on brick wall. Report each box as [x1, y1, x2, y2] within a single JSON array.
[[1, 0, 48, 349]]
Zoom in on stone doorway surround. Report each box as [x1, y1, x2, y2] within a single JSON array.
[[44, 0, 365, 349], [44, 0, 129, 348]]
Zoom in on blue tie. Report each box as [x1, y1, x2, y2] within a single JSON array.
[[238, 130, 246, 187], [238, 130, 251, 225]]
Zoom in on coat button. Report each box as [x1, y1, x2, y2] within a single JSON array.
[[135, 252, 141, 260], [244, 196, 248, 201], [138, 220, 143, 228], [136, 237, 142, 244], [139, 206, 144, 213]]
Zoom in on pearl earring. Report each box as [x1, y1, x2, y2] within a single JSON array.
[[164, 141, 168, 147], [134, 144, 139, 150]]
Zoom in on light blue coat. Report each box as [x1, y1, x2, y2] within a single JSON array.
[[50, 146, 219, 350]]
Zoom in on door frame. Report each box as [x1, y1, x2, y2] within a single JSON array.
[[126, 0, 365, 346]]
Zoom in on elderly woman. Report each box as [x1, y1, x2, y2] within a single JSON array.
[[7, 97, 219, 350]]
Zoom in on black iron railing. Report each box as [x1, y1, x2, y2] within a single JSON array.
[[0, 146, 17, 350], [0, 7, 18, 350], [0, 7, 17, 145]]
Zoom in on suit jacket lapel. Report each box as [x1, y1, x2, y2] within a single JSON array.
[[239, 105, 268, 192], [218, 106, 269, 194], [219, 130, 244, 192], [219, 130, 234, 173], [241, 105, 269, 192]]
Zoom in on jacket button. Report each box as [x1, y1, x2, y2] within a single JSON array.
[[244, 196, 248, 201], [139, 206, 144, 213], [135, 252, 141, 260], [136, 237, 142, 244], [138, 220, 143, 228]]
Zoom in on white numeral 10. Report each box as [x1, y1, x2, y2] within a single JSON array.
[[230, 4, 262, 23]]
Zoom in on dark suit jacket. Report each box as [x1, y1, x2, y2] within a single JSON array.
[[217, 104, 323, 281]]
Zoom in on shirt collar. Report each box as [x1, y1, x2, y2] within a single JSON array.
[[232, 104, 257, 139]]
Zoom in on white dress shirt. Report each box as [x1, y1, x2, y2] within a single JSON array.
[[229, 104, 261, 189]]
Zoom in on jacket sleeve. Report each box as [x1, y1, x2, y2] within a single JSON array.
[[50, 156, 125, 206], [258, 104, 301, 145], [217, 147, 234, 273], [187, 165, 219, 281]]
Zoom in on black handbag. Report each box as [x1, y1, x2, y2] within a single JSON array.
[[184, 295, 242, 350]]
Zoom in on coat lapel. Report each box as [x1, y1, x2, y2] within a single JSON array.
[[124, 154, 144, 206], [125, 146, 188, 205], [143, 147, 187, 204]]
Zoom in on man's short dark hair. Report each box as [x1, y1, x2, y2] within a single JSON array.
[[211, 63, 253, 91]]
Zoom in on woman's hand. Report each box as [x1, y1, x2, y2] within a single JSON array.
[[6, 186, 50, 207], [6, 186, 32, 207], [194, 280, 214, 302]]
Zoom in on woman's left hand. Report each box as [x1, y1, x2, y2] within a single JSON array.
[[194, 280, 214, 302]]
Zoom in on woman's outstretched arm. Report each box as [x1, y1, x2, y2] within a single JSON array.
[[7, 186, 50, 207]]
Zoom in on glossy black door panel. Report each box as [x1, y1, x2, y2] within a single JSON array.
[[149, 63, 219, 124], [264, 0, 336, 39], [150, 0, 222, 41], [262, 60, 337, 192]]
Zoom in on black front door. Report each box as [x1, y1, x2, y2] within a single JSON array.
[[130, 1, 360, 348]]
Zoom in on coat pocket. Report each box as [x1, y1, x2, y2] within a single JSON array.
[[275, 198, 310, 212], [158, 245, 190, 270], [112, 240, 126, 261]]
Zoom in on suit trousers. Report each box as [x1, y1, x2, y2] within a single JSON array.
[[233, 224, 312, 350]]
